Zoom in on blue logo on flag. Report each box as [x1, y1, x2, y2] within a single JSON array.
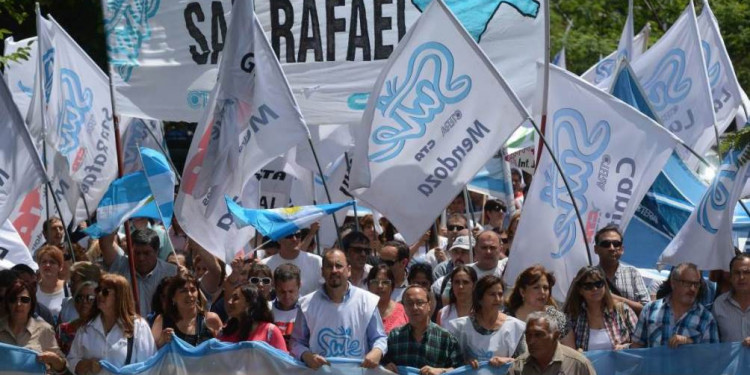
[[696, 150, 745, 234], [56, 69, 93, 156], [641, 48, 692, 112], [369, 42, 471, 163], [541, 108, 610, 258], [103, 0, 161, 82], [317, 327, 362, 357], [412, 0, 540, 42], [17, 81, 33, 98], [594, 59, 615, 84], [42, 48, 55, 103], [701, 41, 721, 90]]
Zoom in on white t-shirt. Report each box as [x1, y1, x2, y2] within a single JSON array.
[[446, 315, 526, 361], [262, 251, 323, 297], [470, 258, 508, 280], [587, 328, 614, 351], [36, 285, 65, 320]]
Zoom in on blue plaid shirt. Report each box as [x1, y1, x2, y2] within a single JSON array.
[[632, 297, 719, 347]]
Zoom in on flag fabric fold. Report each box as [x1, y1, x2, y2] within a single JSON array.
[[139, 147, 175, 229], [83, 172, 153, 239], [226, 197, 353, 241]]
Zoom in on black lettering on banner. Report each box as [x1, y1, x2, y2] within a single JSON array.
[[241, 53, 255, 73], [348, 0, 371, 60], [259, 196, 277, 209], [217, 195, 240, 230], [0, 247, 7, 260], [0, 168, 8, 187], [397, 0, 406, 41], [374, 0, 393, 59], [54, 179, 70, 203], [271, 0, 296, 62], [210, 1, 227, 64], [299, 0, 323, 62], [326, 0, 346, 61], [185, 2, 210, 65]]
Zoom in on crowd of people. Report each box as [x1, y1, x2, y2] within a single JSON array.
[[2, 192, 749, 375]]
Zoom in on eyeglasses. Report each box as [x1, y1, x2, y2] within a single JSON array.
[[597, 240, 622, 249], [12, 296, 32, 304], [250, 277, 272, 285], [404, 300, 429, 308], [284, 232, 301, 239], [447, 225, 465, 232], [95, 287, 113, 298], [676, 279, 701, 289], [368, 279, 392, 287], [75, 295, 97, 303], [580, 280, 605, 291]]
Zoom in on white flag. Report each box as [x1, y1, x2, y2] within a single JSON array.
[[349, 0, 528, 244], [0, 220, 37, 271], [176, 0, 309, 262], [25, 14, 56, 148], [120, 116, 167, 174], [9, 186, 49, 252], [581, 24, 649, 86], [43, 15, 118, 226], [659, 146, 750, 271], [617, 0, 634, 62], [688, 1, 743, 160], [632, 2, 715, 157], [3, 36, 37, 117], [505, 64, 679, 300], [0, 68, 47, 229]]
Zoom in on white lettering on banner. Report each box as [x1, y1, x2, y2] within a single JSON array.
[[417, 120, 490, 197]]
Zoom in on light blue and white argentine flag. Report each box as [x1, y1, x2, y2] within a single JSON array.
[[0, 342, 44, 375], [139, 147, 175, 228], [83, 172, 153, 238], [505, 64, 679, 300], [226, 197, 353, 241], [659, 146, 750, 271], [348, 0, 529, 244]]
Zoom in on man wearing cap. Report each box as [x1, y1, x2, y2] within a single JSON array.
[[433, 221, 471, 280], [431, 235, 473, 298]]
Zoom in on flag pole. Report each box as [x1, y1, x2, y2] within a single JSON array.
[[307, 138, 342, 246], [463, 188, 475, 263], [535, 0, 551, 167], [105, 51, 141, 314], [344, 152, 360, 232], [34, 3, 50, 222]]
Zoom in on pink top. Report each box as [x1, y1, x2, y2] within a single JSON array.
[[219, 322, 288, 352], [382, 302, 409, 333]]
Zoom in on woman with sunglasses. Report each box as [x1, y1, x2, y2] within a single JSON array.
[[247, 263, 274, 301], [562, 266, 638, 351], [36, 246, 69, 323], [366, 263, 408, 333], [437, 265, 477, 328], [0, 280, 67, 374], [56, 281, 98, 355], [506, 265, 572, 341], [447, 276, 526, 368], [152, 274, 222, 348], [219, 284, 287, 351], [67, 274, 155, 375]]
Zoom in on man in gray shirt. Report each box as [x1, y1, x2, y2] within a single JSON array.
[[713, 253, 750, 344]]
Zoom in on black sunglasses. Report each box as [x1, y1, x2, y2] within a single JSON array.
[[12, 296, 32, 304], [597, 240, 622, 249], [284, 232, 301, 239], [75, 295, 97, 303], [447, 225, 465, 232], [580, 280, 606, 291], [250, 277, 272, 285], [95, 287, 112, 298]]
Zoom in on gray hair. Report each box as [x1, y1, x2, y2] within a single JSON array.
[[526, 310, 559, 334]]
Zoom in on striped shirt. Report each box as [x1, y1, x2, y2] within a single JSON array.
[[570, 302, 638, 351], [632, 297, 719, 347]]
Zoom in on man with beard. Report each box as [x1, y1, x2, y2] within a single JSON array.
[[291, 249, 387, 369]]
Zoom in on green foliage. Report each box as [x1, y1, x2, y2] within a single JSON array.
[[720, 125, 750, 156]]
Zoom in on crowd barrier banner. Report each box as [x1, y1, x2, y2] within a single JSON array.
[[5, 338, 750, 375]]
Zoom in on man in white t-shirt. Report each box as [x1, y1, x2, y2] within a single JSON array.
[[470, 231, 507, 279], [262, 231, 323, 297]]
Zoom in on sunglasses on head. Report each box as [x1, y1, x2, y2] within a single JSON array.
[[75, 295, 97, 303], [250, 277, 272, 285], [95, 287, 112, 298], [580, 280, 606, 291], [597, 240, 622, 248], [447, 225, 465, 232]]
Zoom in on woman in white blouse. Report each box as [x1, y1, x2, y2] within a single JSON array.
[[67, 274, 155, 375]]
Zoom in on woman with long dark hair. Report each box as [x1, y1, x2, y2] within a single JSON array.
[[437, 265, 477, 328], [366, 263, 408, 333], [218, 285, 287, 351], [152, 274, 222, 347]]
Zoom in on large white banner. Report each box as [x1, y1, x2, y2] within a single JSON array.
[[44, 16, 118, 226], [3, 36, 37, 117], [505, 65, 678, 300], [0, 220, 37, 271], [103, 0, 543, 123], [349, 0, 528, 244], [659, 146, 750, 271], [632, 2, 715, 157], [176, 0, 309, 262]]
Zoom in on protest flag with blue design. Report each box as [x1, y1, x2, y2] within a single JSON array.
[[83, 172, 153, 238], [659, 145, 750, 270], [505, 64, 679, 300], [581, 0, 641, 86], [138, 147, 175, 229], [225, 197, 353, 241], [349, 0, 530, 244], [610, 58, 660, 122]]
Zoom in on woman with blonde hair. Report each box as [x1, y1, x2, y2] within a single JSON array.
[[67, 274, 155, 374], [152, 274, 222, 347], [562, 266, 637, 351], [505, 265, 572, 341]]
